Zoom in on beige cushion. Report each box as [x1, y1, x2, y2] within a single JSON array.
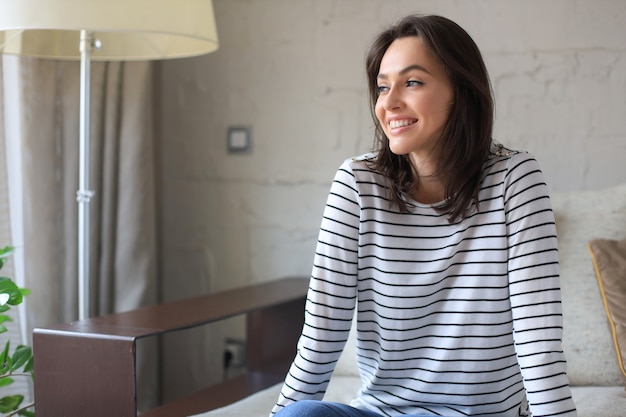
[[552, 183, 626, 386], [588, 238, 626, 386], [569, 386, 626, 417]]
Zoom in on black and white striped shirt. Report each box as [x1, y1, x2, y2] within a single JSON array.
[[272, 145, 577, 417]]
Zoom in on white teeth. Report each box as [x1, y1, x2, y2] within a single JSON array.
[[389, 119, 415, 129]]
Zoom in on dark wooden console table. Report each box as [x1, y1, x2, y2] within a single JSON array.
[[33, 277, 309, 417]]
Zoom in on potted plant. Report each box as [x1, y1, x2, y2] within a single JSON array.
[[0, 246, 34, 416]]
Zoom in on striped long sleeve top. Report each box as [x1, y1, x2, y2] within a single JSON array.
[[271, 145, 577, 417]]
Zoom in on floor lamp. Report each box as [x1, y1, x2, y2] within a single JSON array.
[[0, 0, 219, 320]]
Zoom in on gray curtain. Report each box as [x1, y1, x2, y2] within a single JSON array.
[[14, 57, 158, 410], [0, 56, 34, 406]]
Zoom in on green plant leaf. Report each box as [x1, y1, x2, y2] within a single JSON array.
[[0, 341, 9, 366], [0, 246, 14, 259], [0, 246, 32, 416], [0, 358, 11, 375], [0, 394, 23, 413], [0, 278, 18, 293], [10, 346, 31, 372], [0, 247, 14, 271], [0, 340, 13, 375], [23, 356, 33, 374], [0, 279, 22, 306]]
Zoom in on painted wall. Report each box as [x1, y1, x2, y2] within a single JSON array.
[[156, 0, 626, 399]]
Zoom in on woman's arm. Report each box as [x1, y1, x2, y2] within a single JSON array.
[[271, 160, 361, 415], [504, 153, 577, 417]]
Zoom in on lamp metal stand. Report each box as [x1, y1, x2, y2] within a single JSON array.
[[77, 30, 97, 320]]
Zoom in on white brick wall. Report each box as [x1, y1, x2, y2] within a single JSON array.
[[157, 0, 626, 395]]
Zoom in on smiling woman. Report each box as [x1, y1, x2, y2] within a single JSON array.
[[270, 14, 578, 417], [366, 15, 494, 222], [374, 36, 454, 203]]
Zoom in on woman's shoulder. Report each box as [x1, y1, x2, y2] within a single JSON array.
[[488, 142, 523, 159], [344, 151, 378, 165], [332, 152, 388, 189], [337, 152, 380, 174], [483, 142, 547, 190], [486, 142, 541, 170]]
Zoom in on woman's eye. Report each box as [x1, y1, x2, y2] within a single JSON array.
[[376, 85, 389, 94], [407, 80, 424, 87]]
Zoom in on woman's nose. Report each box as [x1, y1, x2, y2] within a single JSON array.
[[382, 87, 403, 110]]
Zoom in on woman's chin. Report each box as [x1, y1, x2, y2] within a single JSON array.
[[388, 142, 410, 156]]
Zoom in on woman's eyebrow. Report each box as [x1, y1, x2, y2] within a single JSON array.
[[377, 64, 431, 80]]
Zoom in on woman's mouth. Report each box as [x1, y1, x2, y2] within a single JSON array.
[[388, 119, 417, 133]]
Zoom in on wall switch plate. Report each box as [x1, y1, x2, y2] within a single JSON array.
[[227, 126, 252, 154]]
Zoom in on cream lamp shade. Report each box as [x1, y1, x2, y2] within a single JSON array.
[[0, 0, 219, 60]]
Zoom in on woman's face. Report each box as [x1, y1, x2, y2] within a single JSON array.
[[374, 36, 454, 163]]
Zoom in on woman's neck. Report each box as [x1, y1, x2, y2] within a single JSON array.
[[408, 153, 445, 203], [411, 177, 445, 204]]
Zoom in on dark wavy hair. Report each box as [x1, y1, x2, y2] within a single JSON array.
[[366, 14, 494, 223]]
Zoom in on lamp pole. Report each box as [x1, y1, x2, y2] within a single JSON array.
[[77, 30, 97, 320]]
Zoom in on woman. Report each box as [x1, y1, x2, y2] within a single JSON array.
[[271, 14, 577, 417]]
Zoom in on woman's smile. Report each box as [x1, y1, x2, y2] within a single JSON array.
[[375, 36, 453, 161], [388, 118, 418, 133]]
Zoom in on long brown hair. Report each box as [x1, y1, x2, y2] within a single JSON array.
[[366, 15, 494, 223]]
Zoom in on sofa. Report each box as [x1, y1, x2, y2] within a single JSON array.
[[31, 184, 626, 417], [192, 183, 626, 417]]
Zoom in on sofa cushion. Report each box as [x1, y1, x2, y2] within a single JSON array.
[[569, 386, 626, 417], [552, 183, 626, 386], [588, 238, 626, 386]]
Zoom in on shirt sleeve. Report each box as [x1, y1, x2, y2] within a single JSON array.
[[270, 160, 360, 416], [503, 153, 578, 417]]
